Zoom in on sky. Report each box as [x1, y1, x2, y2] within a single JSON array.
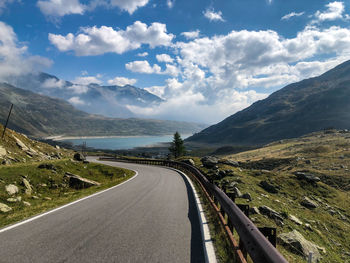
[[1, 0, 350, 124]]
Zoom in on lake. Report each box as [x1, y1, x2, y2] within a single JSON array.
[[62, 134, 190, 150]]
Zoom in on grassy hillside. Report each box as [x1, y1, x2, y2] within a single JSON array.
[[187, 59, 350, 146], [184, 130, 350, 262], [0, 83, 206, 138]]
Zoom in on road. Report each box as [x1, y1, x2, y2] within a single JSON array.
[[0, 158, 206, 263]]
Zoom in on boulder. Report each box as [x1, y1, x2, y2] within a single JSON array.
[[278, 230, 321, 262], [259, 205, 284, 221], [38, 163, 56, 170], [294, 172, 320, 183], [181, 159, 195, 166], [241, 193, 252, 201], [65, 172, 100, 189], [259, 180, 279, 193], [301, 197, 318, 209], [6, 196, 22, 203], [23, 201, 31, 206], [5, 184, 18, 195], [0, 203, 12, 213], [233, 187, 242, 198], [0, 146, 6, 157], [22, 178, 33, 195], [250, 207, 260, 215], [14, 136, 29, 151], [289, 215, 303, 225], [200, 156, 218, 168], [73, 152, 86, 162]]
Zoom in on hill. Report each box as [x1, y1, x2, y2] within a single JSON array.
[[8, 72, 163, 118], [0, 83, 206, 138], [187, 60, 350, 146], [183, 130, 350, 262]]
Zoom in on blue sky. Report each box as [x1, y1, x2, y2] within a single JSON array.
[[1, 0, 350, 123]]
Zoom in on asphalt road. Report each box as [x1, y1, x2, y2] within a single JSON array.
[[0, 158, 205, 263]]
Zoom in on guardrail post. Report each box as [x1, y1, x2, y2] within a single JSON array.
[[258, 227, 277, 247]]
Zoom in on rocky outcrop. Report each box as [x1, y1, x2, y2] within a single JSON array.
[[289, 215, 303, 225], [22, 178, 33, 195], [5, 184, 19, 195], [259, 180, 279, 193], [200, 156, 218, 168], [219, 159, 239, 167], [73, 152, 86, 162], [65, 172, 100, 189], [259, 205, 284, 221], [301, 197, 318, 209], [0, 146, 6, 157], [0, 203, 12, 213], [38, 163, 56, 170], [294, 171, 320, 184], [278, 230, 322, 262]]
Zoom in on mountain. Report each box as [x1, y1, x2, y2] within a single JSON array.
[[187, 59, 350, 146], [7, 72, 163, 118], [0, 83, 206, 137]]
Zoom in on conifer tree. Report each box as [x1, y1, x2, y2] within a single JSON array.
[[169, 131, 186, 158]]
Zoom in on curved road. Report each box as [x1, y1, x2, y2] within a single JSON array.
[[0, 158, 206, 263]]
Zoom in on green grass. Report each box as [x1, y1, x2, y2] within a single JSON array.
[[0, 159, 134, 228]]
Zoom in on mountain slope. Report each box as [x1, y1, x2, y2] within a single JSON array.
[[187, 60, 350, 145], [8, 72, 163, 118], [0, 83, 206, 137]]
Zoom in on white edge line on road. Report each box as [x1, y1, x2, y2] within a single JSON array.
[[0, 163, 138, 234], [168, 167, 218, 263]]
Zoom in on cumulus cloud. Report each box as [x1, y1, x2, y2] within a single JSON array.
[[203, 8, 225, 22], [312, 1, 348, 23], [72, 75, 102, 85], [166, 0, 175, 8], [49, 21, 174, 56], [108, 0, 149, 14], [181, 30, 200, 39], [68, 96, 86, 105], [107, 76, 137, 86], [156, 53, 174, 63], [0, 0, 18, 14], [125, 60, 161, 74], [137, 51, 148, 57], [281, 12, 305, 20], [37, 0, 86, 17], [41, 78, 66, 89], [0, 21, 52, 81]]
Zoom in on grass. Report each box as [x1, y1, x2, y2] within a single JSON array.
[[0, 159, 134, 228]]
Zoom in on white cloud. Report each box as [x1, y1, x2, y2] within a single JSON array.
[[312, 1, 347, 23], [108, 0, 149, 14], [137, 51, 148, 57], [68, 96, 86, 105], [41, 78, 66, 89], [181, 30, 200, 39], [0, 0, 17, 14], [49, 21, 174, 56], [66, 84, 89, 94], [125, 60, 161, 74], [73, 75, 102, 85], [0, 21, 52, 81], [281, 12, 305, 21], [156, 53, 174, 63], [37, 0, 86, 17], [107, 76, 137, 86], [166, 0, 175, 8], [144, 85, 166, 98], [203, 8, 225, 22]]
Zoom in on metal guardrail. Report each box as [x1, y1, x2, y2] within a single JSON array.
[[99, 157, 288, 263]]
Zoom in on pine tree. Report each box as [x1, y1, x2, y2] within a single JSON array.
[[169, 131, 186, 158]]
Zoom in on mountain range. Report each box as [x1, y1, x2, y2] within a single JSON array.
[[0, 83, 206, 138], [8, 72, 163, 118], [187, 59, 350, 146]]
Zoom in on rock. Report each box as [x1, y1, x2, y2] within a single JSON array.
[[22, 178, 33, 195], [38, 163, 56, 170], [200, 156, 218, 168], [0, 203, 12, 213], [278, 230, 321, 262], [219, 159, 239, 167], [32, 196, 39, 200], [55, 145, 60, 149], [305, 223, 313, 231], [65, 172, 101, 189], [5, 184, 19, 195], [289, 215, 303, 225], [328, 209, 337, 216], [301, 197, 318, 209], [44, 197, 52, 201], [259, 180, 279, 193], [0, 146, 6, 157], [6, 196, 22, 203], [14, 136, 29, 151], [250, 207, 260, 215], [23, 201, 31, 206], [83, 160, 89, 164], [2, 159, 11, 165], [73, 152, 86, 162], [181, 159, 195, 166], [259, 205, 284, 221], [294, 171, 320, 183], [241, 193, 252, 201], [233, 187, 242, 198]]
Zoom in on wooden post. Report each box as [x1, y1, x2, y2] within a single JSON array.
[[2, 104, 13, 140]]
